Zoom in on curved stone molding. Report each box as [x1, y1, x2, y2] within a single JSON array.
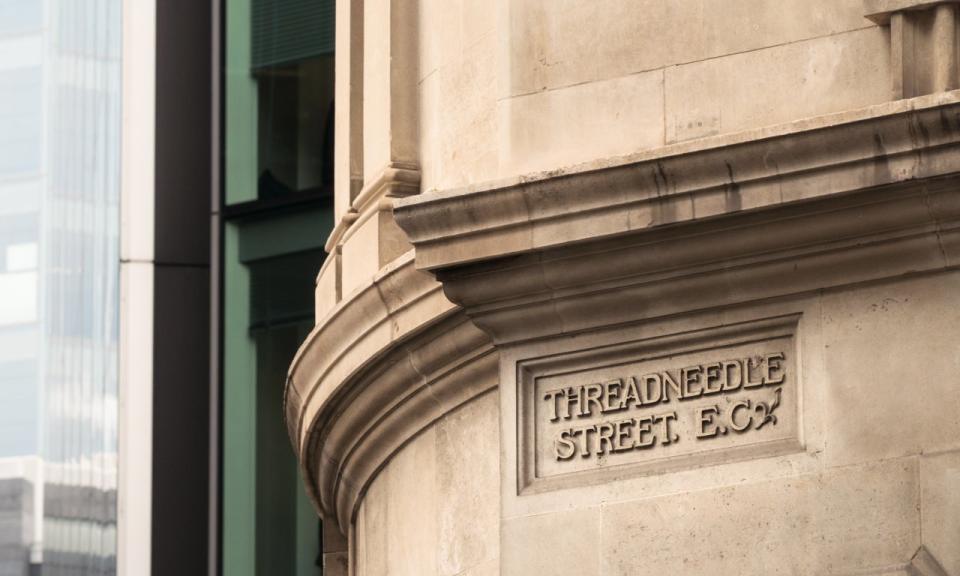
[[437, 180, 960, 344], [395, 92, 960, 272], [285, 251, 496, 533], [321, 317, 496, 531], [353, 162, 421, 211], [324, 164, 420, 253]]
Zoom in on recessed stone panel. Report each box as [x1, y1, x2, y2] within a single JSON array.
[[517, 315, 802, 493]]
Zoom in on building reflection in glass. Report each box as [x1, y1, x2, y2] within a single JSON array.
[[0, 1, 120, 574]]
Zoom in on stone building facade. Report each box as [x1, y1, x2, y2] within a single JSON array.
[[285, 1, 960, 574]]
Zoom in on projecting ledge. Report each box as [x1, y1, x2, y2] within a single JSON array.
[[865, 0, 960, 23], [394, 91, 960, 272]]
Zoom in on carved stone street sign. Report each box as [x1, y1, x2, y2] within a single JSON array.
[[518, 315, 801, 493]]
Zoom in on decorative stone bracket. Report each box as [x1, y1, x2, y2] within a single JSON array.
[[866, 0, 960, 98]]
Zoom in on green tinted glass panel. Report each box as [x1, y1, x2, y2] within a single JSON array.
[[223, 212, 331, 576], [226, 0, 336, 205], [252, 0, 335, 68]]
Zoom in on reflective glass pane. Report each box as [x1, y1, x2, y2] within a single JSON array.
[[225, 0, 335, 205], [223, 210, 329, 576], [0, 0, 121, 574]]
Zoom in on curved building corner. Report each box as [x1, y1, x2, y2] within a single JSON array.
[[287, 2, 960, 575]]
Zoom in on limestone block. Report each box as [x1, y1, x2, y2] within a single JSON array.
[[340, 209, 412, 297], [420, 70, 442, 191], [665, 28, 890, 143], [419, 0, 496, 82], [421, 31, 498, 191], [352, 394, 500, 576], [340, 214, 379, 298], [314, 251, 339, 323], [502, 507, 600, 576], [508, 0, 870, 97], [499, 69, 664, 177], [363, 0, 391, 180], [356, 475, 387, 576], [363, 0, 419, 182], [460, 0, 497, 56], [921, 450, 960, 575], [459, 559, 499, 576], [419, 0, 461, 81], [436, 392, 500, 576], [334, 0, 364, 223], [352, 431, 441, 576], [820, 272, 960, 467], [386, 428, 439, 576], [600, 458, 918, 575], [438, 34, 498, 190]]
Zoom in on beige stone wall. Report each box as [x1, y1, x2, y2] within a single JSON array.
[[354, 392, 500, 576], [417, 0, 892, 190], [499, 271, 960, 576], [295, 3, 960, 576]]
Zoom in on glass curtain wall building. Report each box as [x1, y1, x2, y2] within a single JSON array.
[[221, 0, 335, 574], [0, 0, 121, 574], [1, 0, 333, 573]]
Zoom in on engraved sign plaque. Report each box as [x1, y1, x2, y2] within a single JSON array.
[[518, 315, 801, 492]]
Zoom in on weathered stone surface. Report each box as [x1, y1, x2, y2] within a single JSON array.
[[295, 2, 960, 575], [340, 209, 412, 297], [665, 28, 891, 143], [821, 272, 960, 467], [314, 252, 339, 323], [386, 428, 438, 576], [436, 392, 499, 576], [421, 32, 498, 191], [352, 394, 501, 576], [599, 458, 918, 575], [508, 0, 871, 96], [499, 69, 664, 176], [502, 507, 600, 576], [921, 450, 960, 576]]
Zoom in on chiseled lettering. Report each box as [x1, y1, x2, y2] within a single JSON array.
[[765, 352, 785, 385], [635, 416, 656, 448], [555, 430, 577, 460], [722, 360, 742, 392], [584, 383, 604, 417], [602, 379, 625, 413], [703, 363, 723, 394], [681, 365, 704, 398], [653, 411, 678, 445], [640, 373, 662, 405], [662, 370, 682, 402], [612, 418, 635, 452], [696, 405, 722, 438], [729, 399, 753, 432], [561, 386, 582, 419], [597, 422, 616, 455], [543, 389, 563, 422], [622, 376, 642, 409], [546, 349, 788, 460], [744, 357, 765, 388], [553, 411, 679, 459]]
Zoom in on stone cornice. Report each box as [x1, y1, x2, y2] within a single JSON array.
[[865, 0, 960, 24], [394, 92, 960, 272], [285, 251, 496, 534], [435, 180, 960, 345]]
